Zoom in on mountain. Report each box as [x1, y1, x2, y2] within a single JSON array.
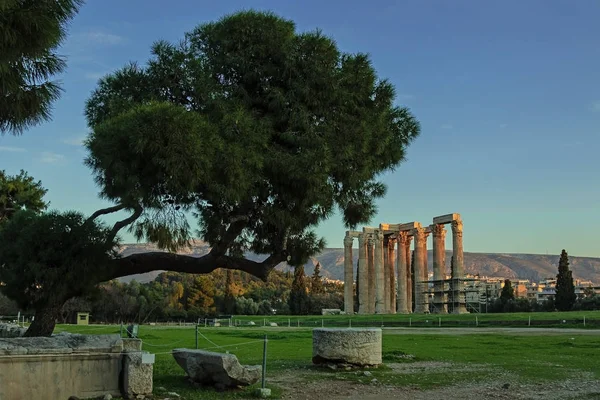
[[116, 241, 600, 284]]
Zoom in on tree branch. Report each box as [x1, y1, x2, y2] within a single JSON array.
[[109, 204, 143, 240], [102, 249, 289, 282], [209, 217, 249, 257], [85, 204, 126, 225]]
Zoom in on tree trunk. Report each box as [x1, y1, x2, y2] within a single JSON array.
[[24, 303, 63, 337]]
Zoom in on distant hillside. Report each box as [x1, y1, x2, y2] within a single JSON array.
[[117, 241, 600, 284]]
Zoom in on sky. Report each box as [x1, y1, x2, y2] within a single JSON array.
[[1, 0, 600, 257]]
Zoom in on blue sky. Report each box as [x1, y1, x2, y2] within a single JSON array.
[[1, 0, 599, 256]]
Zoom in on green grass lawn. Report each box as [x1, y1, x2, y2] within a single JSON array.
[[58, 316, 600, 399]]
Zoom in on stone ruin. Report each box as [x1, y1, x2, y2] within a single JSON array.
[[0, 332, 153, 399], [343, 213, 469, 315]]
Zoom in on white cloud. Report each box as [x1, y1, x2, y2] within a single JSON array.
[[441, 123, 453, 130], [62, 136, 86, 146], [0, 146, 26, 152], [40, 152, 65, 163], [591, 101, 600, 112], [84, 31, 125, 45]]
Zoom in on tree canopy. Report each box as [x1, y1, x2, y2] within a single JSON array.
[[84, 10, 419, 280], [0, 169, 48, 223], [0, 0, 83, 134]]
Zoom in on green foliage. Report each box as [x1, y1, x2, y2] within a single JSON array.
[[310, 262, 324, 294], [84, 10, 420, 263], [0, 210, 119, 310], [0, 0, 83, 134], [289, 266, 309, 315], [500, 279, 515, 303], [0, 170, 48, 223], [556, 249, 576, 311]]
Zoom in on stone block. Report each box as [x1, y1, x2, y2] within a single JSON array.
[[312, 328, 382, 367], [122, 338, 143, 352], [433, 213, 460, 224], [172, 349, 261, 389], [123, 351, 154, 398], [398, 222, 421, 231]]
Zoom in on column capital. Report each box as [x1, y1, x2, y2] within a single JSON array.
[[358, 233, 367, 246], [412, 226, 426, 243], [344, 235, 354, 247], [387, 236, 397, 248], [451, 219, 463, 238], [375, 229, 384, 242], [430, 224, 447, 239], [367, 234, 374, 246], [398, 231, 410, 245]]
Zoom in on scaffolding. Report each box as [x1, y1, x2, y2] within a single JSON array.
[[416, 277, 481, 314]]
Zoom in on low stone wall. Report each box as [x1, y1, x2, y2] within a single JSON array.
[[0, 333, 153, 399], [0, 322, 27, 338]]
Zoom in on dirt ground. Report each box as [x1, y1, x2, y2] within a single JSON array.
[[269, 363, 600, 400]]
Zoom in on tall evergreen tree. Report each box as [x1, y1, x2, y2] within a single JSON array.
[[289, 265, 309, 315], [500, 279, 515, 303], [1, 0, 84, 134], [311, 262, 325, 294], [223, 269, 236, 314], [555, 249, 576, 311]]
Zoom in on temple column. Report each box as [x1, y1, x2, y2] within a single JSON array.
[[388, 237, 397, 314], [405, 235, 413, 312], [383, 237, 390, 313], [422, 231, 430, 313], [451, 218, 468, 313], [343, 234, 354, 314], [412, 227, 426, 313], [357, 234, 369, 314], [431, 224, 448, 314], [367, 235, 375, 313], [396, 232, 410, 314], [374, 230, 385, 314]]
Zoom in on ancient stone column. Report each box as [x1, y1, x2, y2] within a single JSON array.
[[405, 235, 413, 313], [412, 227, 426, 313], [374, 230, 385, 314], [357, 234, 369, 314], [431, 224, 448, 314], [367, 235, 375, 314], [388, 237, 397, 314], [451, 219, 468, 314], [396, 232, 410, 314], [343, 234, 354, 314], [383, 236, 390, 313], [422, 230, 430, 313]]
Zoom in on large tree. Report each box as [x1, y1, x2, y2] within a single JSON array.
[[0, 0, 83, 134], [500, 279, 515, 304], [555, 249, 576, 311], [0, 10, 419, 336]]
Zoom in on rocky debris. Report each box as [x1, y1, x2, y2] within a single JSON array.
[[172, 349, 261, 390], [0, 323, 27, 338], [312, 328, 382, 367], [103, 394, 113, 400], [0, 333, 123, 355]]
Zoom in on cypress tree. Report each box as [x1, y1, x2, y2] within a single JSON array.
[[555, 249, 576, 311], [288, 265, 309, 315], [500, 279, 515, 304]]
